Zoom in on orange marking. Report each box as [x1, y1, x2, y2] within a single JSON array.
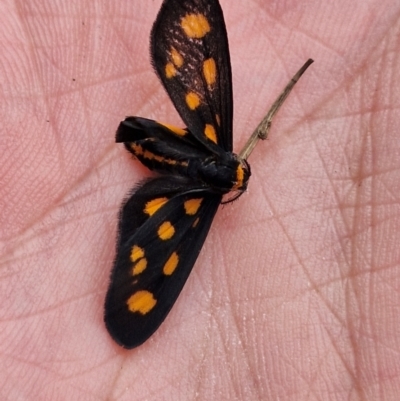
[[158, 221, 175, 240], [142, 149, 164, 163], [203, 58, 217, 86], [132, 136, 188, 166], [192, 217, 200, 228], [235, 165, 244, 189], [181, 13, 210, 38], [141, 150, 160, 162], [184, 198, 203, 215], [186, 92, 200, 110], [127, 290, 157, 314], [159, 122, 187, 136], [163, 252, 179, 275], [131, 143, 144, 156], [145, 197, 168, 216], [215, 114, 220, 126], [143, 150, 154, 160], [132, 258, 147, 275], [170, 47, 184, 67], [204, 124, 217, 144], [130, 245, 145, 262], [165, 62, 176, 78]]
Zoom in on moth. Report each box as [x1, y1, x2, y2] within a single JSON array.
[[104, 0, 313, 348]]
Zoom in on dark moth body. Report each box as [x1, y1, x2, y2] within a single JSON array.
[[117, 117, 250, 193]]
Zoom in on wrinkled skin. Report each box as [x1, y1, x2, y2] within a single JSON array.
[[1, 1, 400, 400]]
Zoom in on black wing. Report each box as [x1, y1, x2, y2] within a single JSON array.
[[151, 0, 233, 152], [105, 176, 221, 348]]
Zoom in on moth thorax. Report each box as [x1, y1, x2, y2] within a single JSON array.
[[199, 153, 251, 193]]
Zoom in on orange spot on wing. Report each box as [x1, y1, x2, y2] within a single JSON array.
[[127, 291, 157, 314], [130, 245, 145, 262], [184, 198, 203, 215], [163, 252, 179, 275], [159, 122, 187, 137], [145, 197, 168, 216], [158, 221, 175, 240], [165, 62, 176, 78], [203, 58, 217, 86], [181, 13, 210, 38], [132, 258, 147, 275], [204, 124, 217, 144], [170, 47, 184, 67], [186, 92, 201, 110]]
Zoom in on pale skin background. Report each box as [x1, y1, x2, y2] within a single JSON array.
[[1, 0, 400, 400]]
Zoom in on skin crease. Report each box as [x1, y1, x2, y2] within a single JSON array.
[[1, 0, 400, 400]]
